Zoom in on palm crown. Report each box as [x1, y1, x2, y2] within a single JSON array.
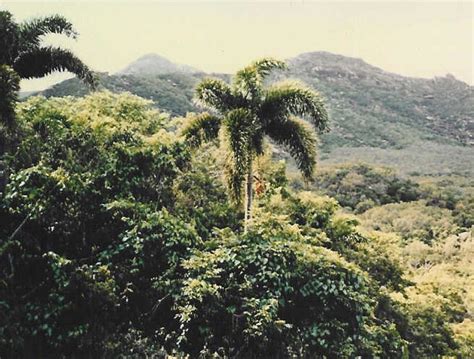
[[183, 58, 329, 227], [0, 11, 95, 86]]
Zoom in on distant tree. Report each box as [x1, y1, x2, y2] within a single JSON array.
[[0, 10, 95, 86], [182, 58, 328, 230]]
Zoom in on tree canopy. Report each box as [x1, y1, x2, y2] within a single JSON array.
[[0, 92, 466, 357]]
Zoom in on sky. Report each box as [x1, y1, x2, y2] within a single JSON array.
[[1, 1, 473, 91]]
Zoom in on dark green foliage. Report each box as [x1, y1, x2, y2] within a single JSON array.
[[0, 65, 20, 194], [0, 65, 20, 129], [266, 117, 317, 178], [305, 163, 421, 213], [0, 94, 191, 356], [181, 112, 221, 148], [175, 227, 378, 357], [0, 10, 94, 86], [14, 46, 94, 85], [19, 14, 78, 48]]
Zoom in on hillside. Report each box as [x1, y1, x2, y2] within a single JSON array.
[[286, 52, 473, 149], [33, 52, 474, 175]]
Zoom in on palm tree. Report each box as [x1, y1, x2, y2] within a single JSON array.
[[0, 10, 95, 193], [0, 10, 95, 86], [182, 58, 329, 231]]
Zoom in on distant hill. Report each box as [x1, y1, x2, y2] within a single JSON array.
[[118, 53, 200, 76], [285, 52, 473, 149], [32, 52, 474, 175]]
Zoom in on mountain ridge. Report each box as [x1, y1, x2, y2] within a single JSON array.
[[291, 51, 471, 85], [29, 51, 474, 175]]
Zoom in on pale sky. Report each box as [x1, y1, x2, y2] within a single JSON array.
[[1, 1, 473, 91]]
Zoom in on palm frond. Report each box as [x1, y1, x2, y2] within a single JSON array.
[[233, 58, 287, 100], [235, 58, 287, 83], [19, 15, 77, 49], [0, 65, 20, 129], [249, 58, 287, 79], [181, 112, 221, 148], [261, 81, 329, 132], [223, 149, 246, 204], [13, 46, 95, 87], [195, 78, 238, 112], [265, 116, 317, 179], [0, 11, 20, 65], [223, 108, 255, 201]]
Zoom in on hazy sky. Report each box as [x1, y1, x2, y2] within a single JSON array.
[[2, 1, 473, 91]]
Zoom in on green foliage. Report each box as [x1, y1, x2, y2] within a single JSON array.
[[419, 175, 474, 229], [0, 88, 465, 357], [0, 65, 20, 129], [41, 72, 214, 116], [302, 163, 421, 213], [360, 201, 459, 244], [0, 65, 20, 190], [173, 210, 403, 357], [174, 145, 242, 240], [0, 93, 191, 356]]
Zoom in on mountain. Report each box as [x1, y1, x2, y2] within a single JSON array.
[[118, 53, 200, 76], [284, 52, 473, 149], [32, 52, 474, 175]]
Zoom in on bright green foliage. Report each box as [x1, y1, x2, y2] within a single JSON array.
[[173, 203, 405, 357], [402, 229, 474, 356], [360, 201, 459, 244], [0, 10, 94, 85]]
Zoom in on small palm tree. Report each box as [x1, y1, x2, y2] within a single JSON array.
[[0, 10, 95, 86], [182, 58, 329, 231]]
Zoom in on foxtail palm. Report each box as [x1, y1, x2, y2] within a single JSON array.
[[182, 58, 329, 231], [0, 10, 95, 86]]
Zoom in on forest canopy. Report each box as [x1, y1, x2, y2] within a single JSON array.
[[1, 92, 471, 357]]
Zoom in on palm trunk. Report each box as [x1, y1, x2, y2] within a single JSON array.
[[244, 162, 253, 233]]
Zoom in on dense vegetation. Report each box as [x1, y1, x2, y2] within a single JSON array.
[[41, 71, 206, 116], [1, 10, 472, 358], [1, 92, 472, 357]]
